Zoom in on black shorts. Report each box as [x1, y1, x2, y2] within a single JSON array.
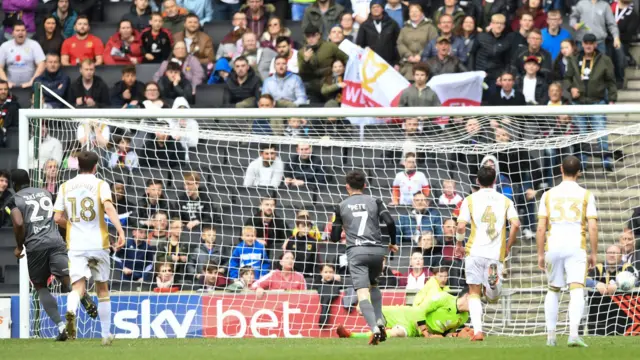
[[27, 245, 69, 285], [347, 246, 386, 290]]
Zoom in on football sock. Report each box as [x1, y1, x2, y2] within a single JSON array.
[[66, 290, 80, 315], [350, 332, 371, 339], [544, 290, 559, 339], [369, 287, 384, 324], [358, 299, 378, 332], [37, 288, 63, 330], [469, 295, 483, 335], [569, 288, 585, 338], [98, 297, 112, 338]]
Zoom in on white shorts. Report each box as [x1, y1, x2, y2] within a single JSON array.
[[68, 249, 111, 284], [545, 249, 587, 288], [465, 256, 503, 286]]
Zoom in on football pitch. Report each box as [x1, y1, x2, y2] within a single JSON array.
[[2, 337, 638, 360]]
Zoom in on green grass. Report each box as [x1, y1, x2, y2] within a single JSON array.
[[1, 337, 638, 360]]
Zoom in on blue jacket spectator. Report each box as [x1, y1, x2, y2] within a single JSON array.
[[207, 58, 232, 84], [177, 0, 213, 25], [228, 228, 270, 279], [116, 231, 155, 282], [398, 193, 443, 244], [541, 11, 572, 61], [262, 69, 308, 107], [421, 35, 467, 64], [34, 54, 70, 108], [52, 0, 78, 39]]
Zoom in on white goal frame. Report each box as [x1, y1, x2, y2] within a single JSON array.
[[16, 104, 640, 339]]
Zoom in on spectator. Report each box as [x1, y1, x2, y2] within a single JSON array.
[[138, 179, 177, 223], [123, 0, 153, 31], [398, 63, 441, 107], [284, 117, 309, 137], [619, 230, 637, 265], [379, 256, 398, 289], [321, 58, 345, 107], [488, 71, 526, 106], [292, 209, 322, 240], [356, 0, 400, 66], [541, 9, 572, 61], [438, 179, 463, 206], [35, 16, 64, 56], [328, 24, 345, 45], [268, 36, 299, 75], [412, 267, 450, 307], [298, 25, 348, 101], [570, 0, 619, 54], [627, 208, 640, 239], [385, 0, 409, 28], [515, 56, 548, 105], [158, 61, 194, 104], [244, 143, 285, 187], [178, 171, 218, 230], [167, 101, 199, 155], [162, 0, 188, 35], [174, 13, 215, 65], [235, 31, 276, 80], [69, 0, 104, 23], [52, 0, 78, 39], [476, 0, 511, 31], [27, 121, 62, 169], [433, 0, 465, 28], [340, 12, 357, 41], [552, 39, 576, 82], [508, 13, 534, 58], [229, 226, 270, 279], [0, 22, 45, 89], [611, 0, 637, 88], [149, 211, 169, 248], [177, 0, 213, 25], [39, 159, 60, 200], [141, 13, 174, 64], [60, 15, 104, 66], [541, 113, 574, 185], [309, 116, 354, 139], [587, 244, 638, 295], [250, 94, 279, 134], [142, 81, 170, 108], [440, 218, 463, 261], [153, 41, 205, 90], [260, 17, 292, 51], [512, 29, 553, 81], [212, 0, 243, 20], [455, 15, 477, 67], [2, 0, 37, 39], [191, 225, 230, 275], [283, 220, 318, 277], [152, 262, 181, 291], [243, 0, 274, 36], [512, 0, 546, 31], [108, 135, 138, 170], [34, 54, 70, 109], [245, 197, 288, 253], [472, 13, 511, 96], [564, 33, 616, 171], [425, 36, 467, 77], [397, 4, 438, 81], [420, 14, 466, 64], [105, 21, 144, 66], [226, 266, 256, 291], [262, 56, 308, 107], [302, 0, 345, 39], [311, 263, 342, 327], [155, 221, 191, 281], [414, 232, 441, 269], [116, 223, 154, 282], [208, 58, 232, 84], [110, 66, 145, 108], [392, 152, 430, 206], [399, 249, 432, 290], [0, 170, 12, 227], [223, 56, 262, 107], [285, 142, 327, 187], [142, 126, 184, 169], [398, 191, 443, 244], [216, 11, 247, 60], [251, 251, 307, 294], [194, 264, 228, 291], [68, 59, 110, 108]]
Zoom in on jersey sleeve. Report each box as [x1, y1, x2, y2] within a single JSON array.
[[4, 195, 17, 215], [420, 292, 448, 315], [99, 181, 112, 205], [537, 192, 549, 219], [506, 199, 518, 221], [586, 191, 597, 220], [457, 197, 471, 224], [332, 205, 343, 225], [53, 183, 65, 213], [376, 198, 390, 216]]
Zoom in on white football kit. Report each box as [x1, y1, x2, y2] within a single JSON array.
[[54, 174, 112, 283], [538, 181, 597, 288], [458, 188, 518, 286]]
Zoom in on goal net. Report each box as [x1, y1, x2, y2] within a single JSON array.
[[18, 104, 640, 339]]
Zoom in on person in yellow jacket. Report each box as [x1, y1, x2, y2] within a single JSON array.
[[291, 210, 322, 241], [413, 267, 450, 307]]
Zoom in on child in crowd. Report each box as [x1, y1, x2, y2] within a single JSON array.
[[141, 12, 173, 64], [226, 266, 256, 292], [438, 179, 463, 206], [229, 226, 270, 279], [109, 135, 139, 169], [284, 117, 308, 137]]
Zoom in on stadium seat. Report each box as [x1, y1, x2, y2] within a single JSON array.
[[0, 284, 18, 293], [60, 169, 78, 182], [0, 149, 18, 169], [4, 265, 18, 285], [209, 165, 243, 188], [236, 186, 277, 209], [5, 128, 19, 149], [203, 23, 231, 48], [277, 188, 314, 210], [227, 145, 259, 168], [284, 20, 304, 45], [0, 229, 13, 247], [10, 87, 33, 109], [0, 265, 3, 283], [195, 84, 225, 108], [104, 2, 132, 24], [92, 23, 117, 44]]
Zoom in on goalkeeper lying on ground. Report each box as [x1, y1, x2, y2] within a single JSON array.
[[337, 288, 470, 339]]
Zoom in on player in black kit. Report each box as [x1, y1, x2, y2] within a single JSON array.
[[331, 170, 398, 345], [4, 170, 98, 340]]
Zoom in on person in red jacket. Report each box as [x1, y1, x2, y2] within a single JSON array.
[[103, 19, 143, 65]]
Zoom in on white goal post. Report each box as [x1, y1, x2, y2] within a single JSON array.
[[16, 104, 640, 339]]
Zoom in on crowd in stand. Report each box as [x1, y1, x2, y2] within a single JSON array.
[[0, 0, 639, 310]]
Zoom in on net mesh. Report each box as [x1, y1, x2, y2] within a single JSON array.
[[25, 109, 640, 338]]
